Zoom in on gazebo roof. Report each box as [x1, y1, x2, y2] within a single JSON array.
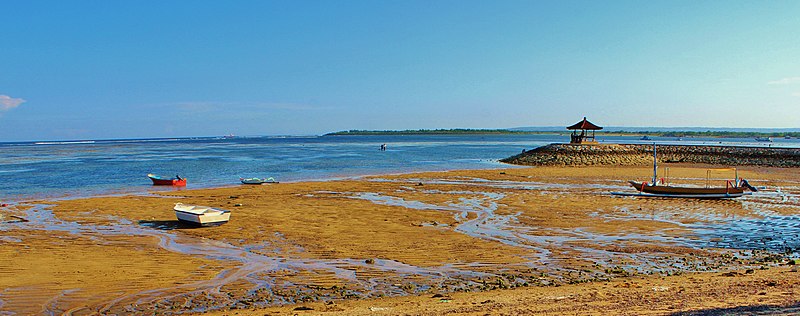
[[566, 117, 603, 130]]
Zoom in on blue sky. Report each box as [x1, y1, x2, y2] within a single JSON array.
[[1, 1, 799, 141]]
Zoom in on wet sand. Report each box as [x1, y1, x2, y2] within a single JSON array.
[[1, 165, 800, 314]]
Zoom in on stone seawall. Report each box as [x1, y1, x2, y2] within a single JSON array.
[[500, 144, 800, 167]]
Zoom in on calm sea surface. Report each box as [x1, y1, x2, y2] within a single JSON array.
[[1, 134, 798, 201]]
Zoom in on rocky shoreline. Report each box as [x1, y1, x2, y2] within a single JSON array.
[[501, 143, 800, 167]]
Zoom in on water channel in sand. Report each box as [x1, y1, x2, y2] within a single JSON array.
[[355, 178, 800, 270], [2, 176, 800, 314], [0, 204, 493, 314]]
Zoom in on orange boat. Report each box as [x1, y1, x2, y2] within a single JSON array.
[[148, 173, 187, 186]]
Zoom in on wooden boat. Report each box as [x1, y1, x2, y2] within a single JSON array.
[[619, 145, 756, 199], [148, 173, 187, 186], [754, 137, 773, 142], [240, 177, 278, 185], [173, 203, 231, 226], [611, 191, 746, 199], [629, 180, 745, 196]]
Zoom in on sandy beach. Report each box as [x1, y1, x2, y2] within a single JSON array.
[[2, 164, 800, 314]]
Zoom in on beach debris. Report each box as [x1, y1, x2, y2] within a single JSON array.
[[720, 271, 740, 277], [766, 280, 778, 287], [9, 215, 28, 223], [234, 203, 243, 207], [431, 293, 453, 303], [791, 265, 800, 272], [652, 286, 670, 292], [416, 182, 423, 186], [293, 306, 314, 311], [745, 269, 755, 274], [369, 306, 390, 311], [365, 258, 375, 264], [1, 215, 27, 223], [229, 195, 239, 199]]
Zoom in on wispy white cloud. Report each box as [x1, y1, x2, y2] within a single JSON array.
[[0, 95, 25, 111], [767, 77, 800, 85]]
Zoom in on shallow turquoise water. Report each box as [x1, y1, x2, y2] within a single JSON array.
[[0, 134, 797, 201]]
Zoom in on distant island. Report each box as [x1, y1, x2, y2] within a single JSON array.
[[325, 129, 800, 138], [325, 129, 541, 136]]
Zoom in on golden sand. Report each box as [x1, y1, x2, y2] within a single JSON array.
[[1, 165, 799, 314]]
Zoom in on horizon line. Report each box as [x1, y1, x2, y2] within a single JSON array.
[[5, 126, 800, 144]]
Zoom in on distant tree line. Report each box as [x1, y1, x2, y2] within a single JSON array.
[[324, 129, 540, 135], [325, 129, 800, 138], [606, 130, 800, 138]]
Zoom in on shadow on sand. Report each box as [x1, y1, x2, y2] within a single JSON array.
[[669, 302, 800, 316], [138, 220, 201, 230]]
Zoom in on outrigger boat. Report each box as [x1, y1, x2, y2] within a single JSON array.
[[613, 145, 757, 199], [240, 177, 278, 185], [173, 203, 231, 226], [148, 173, 187, 186], [754, 136, 773, 142]]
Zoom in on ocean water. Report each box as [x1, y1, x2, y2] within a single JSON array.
[[1, 134, 797, 201]]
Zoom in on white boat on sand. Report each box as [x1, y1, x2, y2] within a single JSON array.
[[173, 203, 231, 226]]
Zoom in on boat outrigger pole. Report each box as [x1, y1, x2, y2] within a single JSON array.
[[652, 143, 657, 185]]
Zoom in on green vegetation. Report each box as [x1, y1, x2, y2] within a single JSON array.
[[325, 129, 799, 138], [607, 130, 800, 138]]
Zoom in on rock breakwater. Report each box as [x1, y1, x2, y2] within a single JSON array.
[[501, 144, 800, 167]]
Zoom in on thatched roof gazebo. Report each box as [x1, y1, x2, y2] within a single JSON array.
[[567, 117, 602, 144]]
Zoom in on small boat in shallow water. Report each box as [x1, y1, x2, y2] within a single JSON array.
[[173, 203, 231, 226], [240, 177, 278, 185], [148, 174, 187, 186]]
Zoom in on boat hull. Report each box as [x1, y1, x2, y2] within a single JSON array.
[[148, 174, 187, 186], [174, 203, 231, 226], [628, 181, 744, 195], [612, 191, 745, 199], [175, 210, 231, 226], [240, 177, 277, 185]]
